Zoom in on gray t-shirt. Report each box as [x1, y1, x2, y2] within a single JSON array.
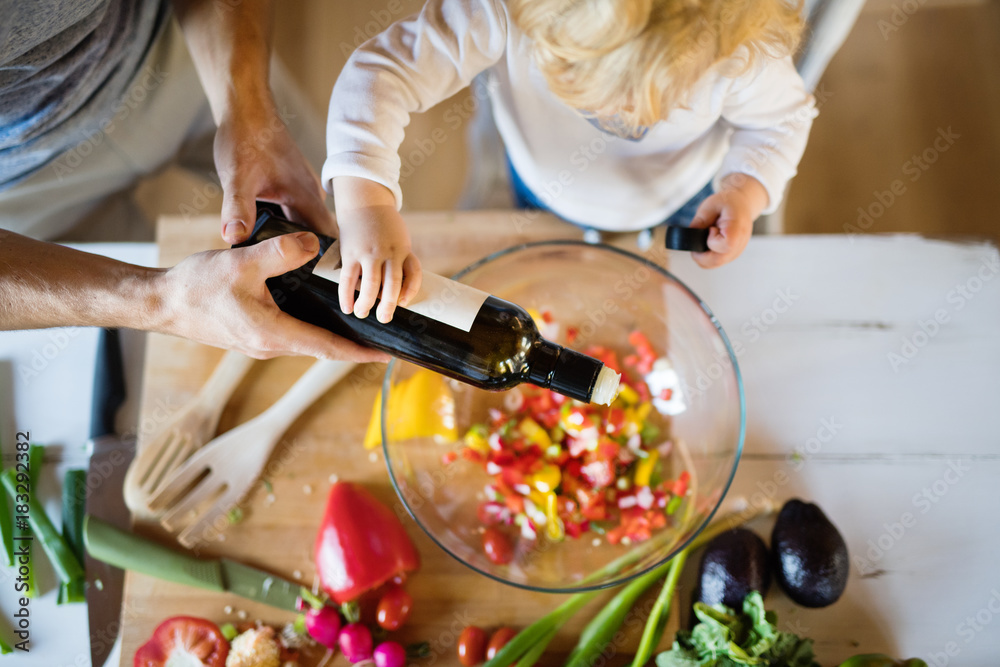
[[0, 0, 169, 189]]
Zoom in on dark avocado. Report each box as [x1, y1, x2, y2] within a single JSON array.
[[695, 528, 771, 609], [771, 498, 849, 608]]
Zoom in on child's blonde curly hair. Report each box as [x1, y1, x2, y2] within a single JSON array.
[[509, 0, 804, 132]]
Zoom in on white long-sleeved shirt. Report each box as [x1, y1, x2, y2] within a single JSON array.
[[324, 0, 817, 231]]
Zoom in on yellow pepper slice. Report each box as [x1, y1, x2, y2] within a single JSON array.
[[363, 369, 458, 449], [531, 464, 561, 493], [545, 492, 564, 541], [634, 449, 660, 487]]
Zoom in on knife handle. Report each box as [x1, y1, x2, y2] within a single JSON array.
[[91, 328, 126, 440], [83, 515, 225, 594]]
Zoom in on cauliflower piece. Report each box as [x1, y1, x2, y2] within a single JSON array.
[[226, 626, 282, 667]]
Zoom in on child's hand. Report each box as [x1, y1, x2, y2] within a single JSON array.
[[689, 174, 769, 269], [332, 177, 422, 323]]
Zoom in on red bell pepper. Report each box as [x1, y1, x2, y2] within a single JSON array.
[[315, 482, 420, 604]]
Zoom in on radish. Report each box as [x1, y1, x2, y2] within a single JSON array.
[[304, 605, 342, 651], [338, 623, 374, 663], [373, 641, 407, 667]]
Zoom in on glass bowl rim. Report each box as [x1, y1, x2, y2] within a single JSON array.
[[381, 239, 746, 593]]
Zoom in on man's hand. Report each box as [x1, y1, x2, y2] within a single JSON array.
[[154, 233, 389, 361], [333, 177, 422, 324], [214, 102, 334, 244], [689, 174, 769, 269], [171, 0, 334, 243]]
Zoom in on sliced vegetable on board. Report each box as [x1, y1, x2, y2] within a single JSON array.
[[315, 482, 420, 604], [133, 616, 229, 667]]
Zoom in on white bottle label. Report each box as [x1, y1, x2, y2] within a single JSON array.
[[313, 249, 490, 332]]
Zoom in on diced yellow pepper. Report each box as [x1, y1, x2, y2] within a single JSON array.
[[616, 384, 640, 406], [545, 492, 564, 541], [635, 402, 652, 423], [531, 464, 562, 493], [527, 308, 544, 327], [464, 428, 490, 454], [634, 449, 659, 487], [519, 417, 552, 449]]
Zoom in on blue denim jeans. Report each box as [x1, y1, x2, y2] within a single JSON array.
[[506, 155, 713, 230]]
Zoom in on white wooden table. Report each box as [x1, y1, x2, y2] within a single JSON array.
[[670, 234, 1000, 664], [1, 233, 997, 666]]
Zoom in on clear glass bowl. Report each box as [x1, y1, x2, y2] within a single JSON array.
[[382, 241, 745, 592]]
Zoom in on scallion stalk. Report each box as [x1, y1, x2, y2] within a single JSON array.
[[1, 469, 84, 587], [485, 502, 777, 667]]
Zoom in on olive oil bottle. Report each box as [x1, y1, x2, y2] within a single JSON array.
[[236, 204, 620, 405]]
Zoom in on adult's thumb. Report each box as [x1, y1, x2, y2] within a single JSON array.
[[243, 232, 320, 279], [221, 188, 257, 244]]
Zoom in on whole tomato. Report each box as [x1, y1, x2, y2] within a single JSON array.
[[376, 585, 414, 631], [457, 626, 488, 667], [482, 527, 513, 565], [487, 627, 517, 660]]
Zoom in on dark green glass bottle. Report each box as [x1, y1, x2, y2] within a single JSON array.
[[235, 205, 619, 404]]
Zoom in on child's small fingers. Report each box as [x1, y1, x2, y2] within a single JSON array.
[[706, 225, 731, 255], [376, 261, 404, 324], [692, 247, 729, 269], [689, 195, 723, 229], [338, 261, 361, 315], [399, 254, 423, 307], [353, 261, 383, 319]]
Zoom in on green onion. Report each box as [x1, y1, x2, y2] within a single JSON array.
[[57, 469, 88, 604], [1, 635, 12, 655], [61, 469, 87, 562], [227, 507, 244, 525], [0, 475, 12, 567], [486, 503, 777, 667], [22, 444, 47, 597], [1, 469, 84, 588], [514, 627, 558, 667], [630, 548, 688, 667], [483, 594, 597, 667]]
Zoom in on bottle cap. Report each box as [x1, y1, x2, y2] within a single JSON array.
[[549, 347, 610, 404], [590, 365, 622, 406]]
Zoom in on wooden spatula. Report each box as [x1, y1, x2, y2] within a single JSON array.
[[123, 351, 255, 520], [147, 359, 357, 548]]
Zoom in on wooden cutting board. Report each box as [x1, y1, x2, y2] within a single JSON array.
[[120, 212, 684, 666]]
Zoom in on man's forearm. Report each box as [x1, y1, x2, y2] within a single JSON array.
[[171, 0, 275, 124], [0, 230, 163, 331]]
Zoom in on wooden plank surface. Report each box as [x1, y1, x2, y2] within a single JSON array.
[[120, 215, 1000, 666], [119, 212, 685, 666]]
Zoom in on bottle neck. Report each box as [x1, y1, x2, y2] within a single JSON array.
[[527, 339, 605, 403]]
